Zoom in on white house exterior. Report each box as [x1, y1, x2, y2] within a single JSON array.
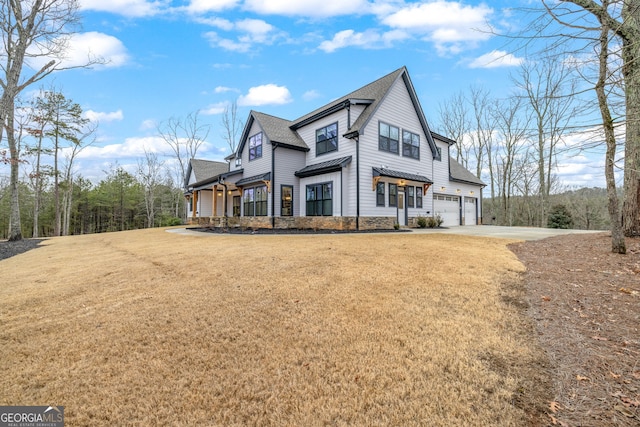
[[185, 67, 484, 230]]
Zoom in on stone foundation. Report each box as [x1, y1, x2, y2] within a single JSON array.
[[188, 216, 403, 231]]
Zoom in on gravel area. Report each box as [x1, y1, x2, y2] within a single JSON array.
[[0, 239, 46, 261]]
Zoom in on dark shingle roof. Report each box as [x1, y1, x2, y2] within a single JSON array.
[[372, 167, 432, 183], [295, 156, 352, 178], [185, 159, 229, 188], [252, 111, 308, 150], [449, 158, 485, 186]]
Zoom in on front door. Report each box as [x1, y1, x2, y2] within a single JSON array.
[[398, 191, 406, 226]]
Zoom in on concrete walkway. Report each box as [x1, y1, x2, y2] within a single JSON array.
[[167, 225, 604, 241], [410, 225, 604, 241]]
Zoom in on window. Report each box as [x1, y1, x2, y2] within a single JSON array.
[[249, 132, 263, 161], [281, 185, 293, 216], [233, 196, 241, 217], [402, 130, 420, 159], [389, 183, 397, 207], [436, 147, 442, 160], [376, 182, 385, 206], [408, 186, 415, 208], [235, 157, 242, 167], [416, 187, 423, 208], [306, 182, 333, 216], [316, 123, 338, 155], [243, 185, 267, 216], [379, 122, 399, 154]]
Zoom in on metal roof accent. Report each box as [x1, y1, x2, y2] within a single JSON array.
[[235, 172, 272, 186], [372, 167, 432, 183], [295, 156, 352, 178], [449, 158, 485, 186]]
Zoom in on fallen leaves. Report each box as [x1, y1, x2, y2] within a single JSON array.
[[576, 375, 590, 382]]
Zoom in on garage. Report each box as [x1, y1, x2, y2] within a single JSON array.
[[434, 194, 460, 226], [464, 197, 477, 225]]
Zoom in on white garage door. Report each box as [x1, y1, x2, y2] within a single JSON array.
[[434, 194, 460, 226], [464, 197, 477, 225]]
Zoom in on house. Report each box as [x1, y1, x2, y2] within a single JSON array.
[[184, 66, 485, 230]]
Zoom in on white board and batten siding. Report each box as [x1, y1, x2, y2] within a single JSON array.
[[357, 75, 434, 219], [274, 148, 306, 217]]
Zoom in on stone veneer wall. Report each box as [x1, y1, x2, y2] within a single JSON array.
[[188, 216, 400, 230]]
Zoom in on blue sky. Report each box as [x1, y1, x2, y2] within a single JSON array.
[[5, 0, 612, 188]]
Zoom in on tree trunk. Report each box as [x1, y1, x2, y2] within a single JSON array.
[[621, 1, 640, 236], [596, 12, 625, 253]]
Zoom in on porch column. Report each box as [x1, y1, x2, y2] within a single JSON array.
[[192, 192, 198, 217], [213, 185, 218, 217]]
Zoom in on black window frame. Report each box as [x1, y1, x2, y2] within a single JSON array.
[[243, 185, 268, 216], [248, 132, 263, 161], [402, 130, 420, 160], [408, 186, 415, 208], [376, 181, 385, 207], [379, 121, 399, 154], [436, 146, 442, 160], [306, 182, 333, 216], [416, 186, 423, 208], [316, 122, 338, 156], [233, 195, 241, 217], [389, 183, 397, 207], [281, 185, 293, 216]]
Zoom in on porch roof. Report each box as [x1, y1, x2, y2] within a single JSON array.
[[372, 167, 432, 183], [236, 172, 271, 187], [295, 156, 352, 178]]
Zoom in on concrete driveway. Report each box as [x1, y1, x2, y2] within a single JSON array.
[[411, 225, 604, 241]]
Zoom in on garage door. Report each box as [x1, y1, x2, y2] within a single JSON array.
[[464, 197, 477, 225], [434, 194, 460, 226]]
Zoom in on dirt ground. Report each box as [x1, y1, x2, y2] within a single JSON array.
[[510, 233, 640, 427]]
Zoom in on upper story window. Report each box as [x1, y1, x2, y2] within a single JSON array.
[[235, 157, 242, 167], [316, 123, 338, 155], [436, 146, 442, 160], [249, 132, 263, 161], [402, 130, 420, 160], [379, 122, 399, 154]]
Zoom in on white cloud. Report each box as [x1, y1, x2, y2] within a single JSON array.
[[215, 86, 238, 93], [303, 90, 321, 101], [319, 29, 409, 53], [140, 119, 157, 131], [382, 1, 493, 55], [468, 50, 524, 68], [202, 102, 229, 115], [80, 0, 164, 17], [84, 109, 124, 123], [186, 0, 240, 13], [195, 16, 235, 30], [244, 0, 370, 17], [238, 84, 292, 106], [204, 18, 283, 52]]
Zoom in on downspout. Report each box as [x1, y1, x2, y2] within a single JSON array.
[[271, 144, 276, 228], [355, 135, 360, 230], [340, 168, 343, 217]]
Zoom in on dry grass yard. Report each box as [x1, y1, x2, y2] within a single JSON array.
[[0, 228, 549, 426]]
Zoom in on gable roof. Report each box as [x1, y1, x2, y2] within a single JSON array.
[[449, 158, 485, 187], [237, 111, 309, 155], [184, 159, 229, 189]]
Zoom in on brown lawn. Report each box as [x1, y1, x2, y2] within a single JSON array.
[[0, 228, 549, 426]]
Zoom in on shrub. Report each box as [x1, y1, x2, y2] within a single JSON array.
[[547, 204, 574, 229], [417, 216, 428, 228]]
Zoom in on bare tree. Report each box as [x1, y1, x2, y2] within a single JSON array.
[[0, 0, 100, 240], [436, 91, 471, 167], [220, 101, 243, 155], [137, 149, 165, 228], [157, 110, 209, 187], [514, 56, 583, 226]]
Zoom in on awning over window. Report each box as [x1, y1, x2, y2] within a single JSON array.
[[295, 156, 352, 178], [235, 172, 271, 187], [372, 167, 432, 183]]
